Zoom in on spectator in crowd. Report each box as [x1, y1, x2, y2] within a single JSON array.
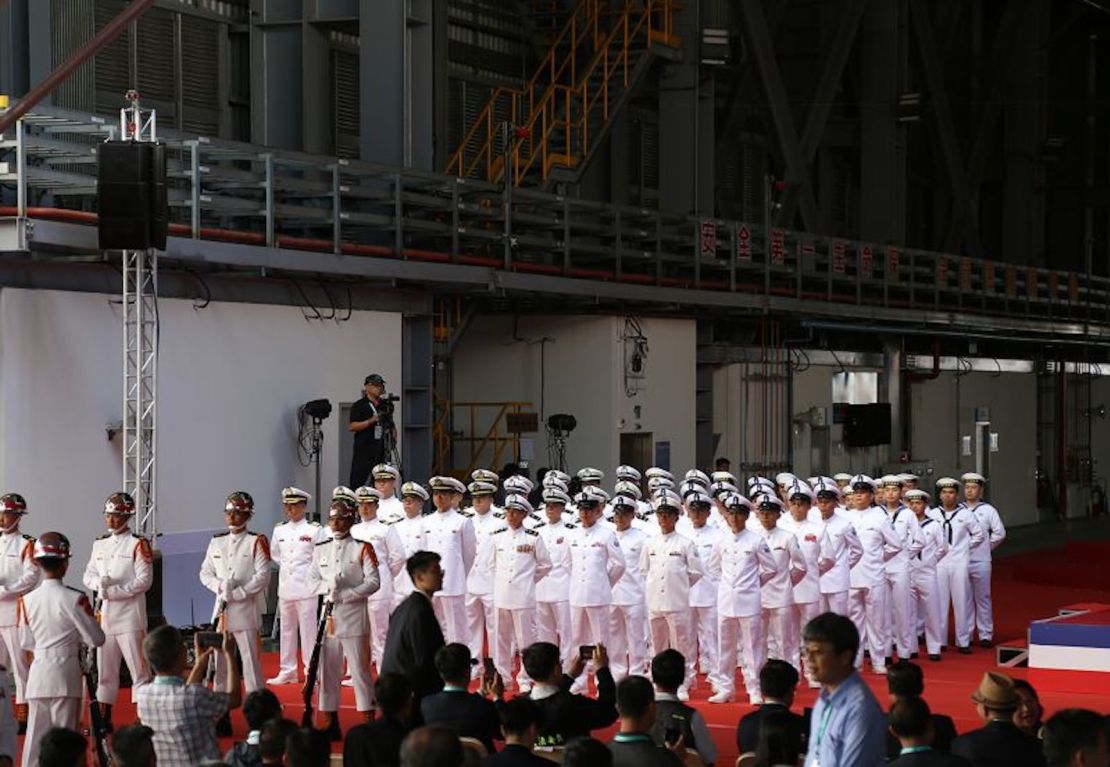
[[111, 724, 156, 767], [648, 649, 717, 765], [482, 697, 551, 767], [886, 660, 958, 757], [226, 688, 282, 767], [801, 612, 886, 767], [563, 737, 613, 767], [608, 675, 684, 767], [420, 643, 503, 753], [344, 673, 415, 767], [37, 728, 87, 767], [259, 719, 298, 766], [400, 727, 464, 767], [381, 552, 448, 715], [951, 672, 1045, 767], [1042, 709, 1110, 767], [754, 710, 804, 767], [737, 660, 805, 756], [522, 642, 617, 746], [887, 697, 973, 767], [1013, 680, 1045, 740], [284, 727, 330, 767], [135, 625, 242, 766]]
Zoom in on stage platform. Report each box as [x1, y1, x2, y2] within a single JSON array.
[[1029, 602, 1110, 692]]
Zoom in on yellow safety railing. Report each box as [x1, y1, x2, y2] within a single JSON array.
[[433, 397, 537, 477], [445, 0, 679, 185]]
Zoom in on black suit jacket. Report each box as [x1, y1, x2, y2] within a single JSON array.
[[951, 720, 1046, 767], [380, 591, 446, 704], [887, 713, 959, 758], [530, 668, 618, 746], [888, 750, 974, 767], [420, 689, 503, 753], [343, 717, 410, 767], [482, 744, 557, 767], [736, 702, 806, 754]]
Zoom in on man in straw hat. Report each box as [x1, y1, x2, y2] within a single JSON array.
[[951, 671, 1045, 767]]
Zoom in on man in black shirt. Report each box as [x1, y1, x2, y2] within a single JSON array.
[[522, 642, 617, 747], [349, 374, 390, 488]]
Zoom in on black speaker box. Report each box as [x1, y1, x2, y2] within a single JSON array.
[[97, 141, 169, 250], [843, 403, 892, 447]]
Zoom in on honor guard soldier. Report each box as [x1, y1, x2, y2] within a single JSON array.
[[905, 489, 946, 660], [392, 482, 429, 607], [683, 490, 726, 695], [351, 486, 407, 671], [307, 496, 381, 740], [0, 493, 40, 728], [845, 475, 901, 674], [754, 495, 807, 671], [961, 473, 1006, 647], [535, 487, 576, 670], [81, 492, 154, 726], [20, 532, 105, 767], [372, 464, 405, 524], [268, 487, 327, 685], [199, 491, 272, 693], [609, 495, 649, 680], [425, 476, 477, 643], [879, 475, 925, 662], [464, 480, 502, 673], [929, 478, 984, 653], [811, 479, 863, 616], [484, 495, 552, 692]]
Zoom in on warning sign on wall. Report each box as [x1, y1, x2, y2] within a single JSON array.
[[737, 225, 752, 261], [700, 220, 717, 257]]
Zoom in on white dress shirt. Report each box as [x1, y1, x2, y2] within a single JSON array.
[[815, 512, 863, 594], [640, 531, 703, 613], [484, 526, 552, 608], [883, 505, 924, 574], [687, 524, 723, 608], [535, 519, 574, 603], [465, 509, 507, 597], [567, 523, 626, 607], [780, 516, 830, 605], [846, 507, 901, 589], [611, 527, 648, 607], [270, 518, 329, 601], [757, 526, 807, 609], [706, 528, 777, 617], [350, 517, 407, 605], [422, 508, 477, 597], [966, 502, 1006, 562]]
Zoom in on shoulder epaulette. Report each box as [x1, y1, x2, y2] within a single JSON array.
[[309, 520, 320, 526], [533, 521, 547, 528], [213, 531, 230, 538], [64, 585, 85, 595], [315, 539, 331, 546], [525, 528, 538, 536], [459, 510, 474, 518], [492, 527, 509, 535], [353, 537, 371, 546], [131, 532, 147, 540], [493, 511, 505, 519], [246, 530, 260, 536], [384, 518, 399, 525], [21, 533, 34, 541], [565, 522, 577, 529], [96, 533, 111, 540]]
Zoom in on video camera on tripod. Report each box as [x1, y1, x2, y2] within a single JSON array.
[[377, 393, 401, 428]]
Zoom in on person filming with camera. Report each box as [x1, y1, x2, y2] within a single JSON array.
[[349, 374, 397, 488]]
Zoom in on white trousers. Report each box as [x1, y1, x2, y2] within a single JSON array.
[[911, 568, 943, 655], [968, 559, 995, 641], [537, 600, 574, 672], [319, 634, 374, 712], [278, 597, 318, 677], [433, 594, 468, 644], [0, 625, 30, 703], [717, 613, 763, 698], [214, 629, 264, 693], [466, 592, 495, 662], [648, 611, 695, 691], [97, 630, 151, 704], [570, 604, 611, 692], [23, 697, 80, 767], [494, 606, 536, 689], [692, 604, 726, 690], [819, 591, 850, 617], [937, 559, 974, 647], [367, 597, 391, 669], [761, 605, 798, 670], [886, 569, 916, 658], [849, 585, 888, 669], [609, 602, 649, 680]]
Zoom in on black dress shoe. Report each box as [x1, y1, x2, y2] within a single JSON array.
[[324, 712, 342, 742], [216, 712, 232, 737], [909, 653, 919, 659], [928, 654, 942, 661], [958, 645, 972, 655], [980, 639, 993, 648]]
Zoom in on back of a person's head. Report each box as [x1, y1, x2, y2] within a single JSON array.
[[434, 642, 472, 684], [1043, 709, 1109, 767], [563, 737, 613, 767], [522, 642, 560, 682], [284, 727, 330, 767], [615, 675, 654, 721], [376, 672, 414, 720], [650, 649, 686, 692], [143, 624, 183, 674], [243, 688, 283, 730], [259, 718, 298, 764], [754, 709, 802, 767], [887, 660, 925, 698], [802, 612, 860, 657], [759, 659, 799, 700], [111, 724, 155, 767], [499, 696, 541, 738], [406, 550, 441, 579], [889, 696, 932, 740], [400, 726, 463, 767], [39, 727, 88, 767]]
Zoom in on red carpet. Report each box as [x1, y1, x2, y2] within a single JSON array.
[[17, 542, 1110, 765]]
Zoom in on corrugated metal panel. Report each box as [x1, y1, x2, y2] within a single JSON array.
[[51, 0, 96, 112], [332, 49, 360, 159], [93, 0, 131, 116], [180, 14, 221, 135], [136, 8, 176, 106]]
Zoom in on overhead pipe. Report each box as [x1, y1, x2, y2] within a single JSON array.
[[799, 318, 1110, 350], [0, 0, 157, 135]]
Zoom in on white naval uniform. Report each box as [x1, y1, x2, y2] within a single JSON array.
[[377, 495, 405, 525], [464, 509, 505, 664], [0, 531, 40, 704], [928, 505, 984, 647], [884, 505, 924, 659], [911, 514, 947, 655], [687, 524, 725, 690], [640, 531, 703, 691], [392, 513, 426, 607], [270, 518, 329, 679], [81, 528, 153, 703], [423, 508, 477, 643], [484, 525, 551, 689], [847, 507, 901, 670], [781, 515, 832, 674], [20, 579, 105, 767], [966, 501, 1006, 643], [567, 522, 625, 669], [610, 526, 649, 680], [350, 516, 406, 668], [706, 528, 776, 700], [535, 519, 575, 671], [198, 528, 272, 692], [306, 534, 381, 713], [757, 526, 807, 670], [815, 512, 863, 616]]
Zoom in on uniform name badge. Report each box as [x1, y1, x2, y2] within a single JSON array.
[[374, 424, 383, 439]]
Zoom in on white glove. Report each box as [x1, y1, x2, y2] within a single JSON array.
[[98, 575, 113, 592], [221, 579, 237, 601]]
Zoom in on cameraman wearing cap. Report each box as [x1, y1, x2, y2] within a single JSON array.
[[348, 374, 395, 489]]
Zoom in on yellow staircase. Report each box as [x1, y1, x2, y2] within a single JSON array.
[[446, 0, 682, 187]]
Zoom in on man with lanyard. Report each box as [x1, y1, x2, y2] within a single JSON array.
[[348, 375, 391, 489], [928, 478, 984, 654], [802, 612, 886, 767], [879, 475, 924, 664], [845, 475, 901, 675], [961, 473, 1006, 648], [351, 485, 407, 672], [372, 464, 405, 524], [905, 489, 946, 661], [811, 479, 862, 617]]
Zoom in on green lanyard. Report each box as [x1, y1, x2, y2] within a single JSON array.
[[900, 746, 932, 755], [613, 734, 652, 744], [814, 699, 836, 750]]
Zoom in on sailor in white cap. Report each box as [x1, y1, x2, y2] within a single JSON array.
[[780, 481, 830, 685], [268, 487, 329, 685], [682, 490, 725, 694], [705, 494, 777, 704], [392, 482, 429, 607], [615, 465, 642, 484], [711, 471, 738, 487], [608, 495, 650, 680], [833, 473, 853, 489], [351, 486, 407, 672], [899, 473, 920, 492], [535, 487, 576, 669], [425, 476, 477, 643], [844, 475, 901, 674], [753, 495, 806, 671], [463, 480, 505, 670], [811, 480, 862, 617], [684, 469, 711, 489], [613, 481, 652, 524], [928, 478, 984, 653], [645, 467, 675, 482], [372, 464, 405, 524], [482, 495, 551, 692], [577, 468, 605, 487], [471, 468, 501, 486], [905, 489, 946, 660], [961, 473, 1006, 647], [879, 475, 924, 662]]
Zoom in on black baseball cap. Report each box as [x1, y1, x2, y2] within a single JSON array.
[[364, 374, 385, 386]]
